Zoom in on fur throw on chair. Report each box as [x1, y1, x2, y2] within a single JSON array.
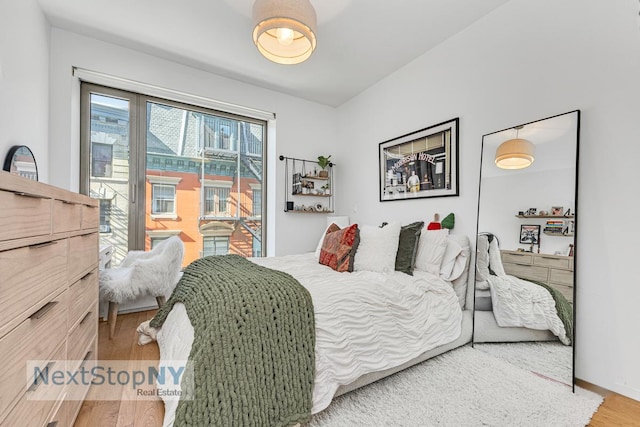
[[99, 236, 185, 304]]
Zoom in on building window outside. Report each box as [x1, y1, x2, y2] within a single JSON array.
[[150, 236, 168, 249], [152, 184, 176, 214], [252, 189, 262, 217], [91, 142, 113, 177], [99, 199, 112, 233], [203, 236, 229, 257], [252, 237, 262, 257], [204, 187, 230, 216]]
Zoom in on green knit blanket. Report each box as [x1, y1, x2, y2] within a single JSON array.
[[150, 255, 316, 427], [528, 279, 574, 345]]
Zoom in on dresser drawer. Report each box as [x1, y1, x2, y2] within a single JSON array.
[[69, 233, 98, 282], [0, 290, 68, 419], [550, 268, 574, 286], [53, 200, 82, 234], [534, 255, 570, 270], [67, 342, 97, 422], [502, 251, 533, 265], [504, 263, 549, 282], [550, 283, 574, 303], [0, 344, 66, 427], [81, 204, 99, 230], [0, 189, 51, 242], [68, 308, 98, 362], [0, 239, 69, 338], [69, 270, 98, 328]]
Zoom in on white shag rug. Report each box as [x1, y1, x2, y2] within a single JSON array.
[[308, 345, 602, 427], [474, 342, 573, 385]]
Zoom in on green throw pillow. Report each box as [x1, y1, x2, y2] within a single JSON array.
[[395, 221, 425, 275], [441, 213, 455, 229]]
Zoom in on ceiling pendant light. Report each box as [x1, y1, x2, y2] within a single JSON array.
[[495, 125, 535, 170], [252, 0, 317, 65]]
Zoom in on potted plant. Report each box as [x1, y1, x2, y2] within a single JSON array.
[[321, 183, 330, 195], [317, 155, 331, 178]]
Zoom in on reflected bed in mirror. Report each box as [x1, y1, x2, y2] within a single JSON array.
[[473, 110, 579, 388]]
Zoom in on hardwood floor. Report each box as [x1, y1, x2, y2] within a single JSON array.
[[76, 311, 640, 426], [74, 310, 164, 427]]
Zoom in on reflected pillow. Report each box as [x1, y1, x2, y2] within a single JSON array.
[[415, 228, 450, 274], [319, 224, 360, 272], [475, 234, 490, 290], [354, 222, 401, 273], [395, 221, 424, 275]]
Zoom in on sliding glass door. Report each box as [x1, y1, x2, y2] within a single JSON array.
[[80, 83, 266, 267]]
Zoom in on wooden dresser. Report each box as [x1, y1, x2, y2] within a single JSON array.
[[500, 249, 574, 304], [0, 171, 99, 427]]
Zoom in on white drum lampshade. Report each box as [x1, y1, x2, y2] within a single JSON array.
[[252, 0, 317, 65], [495, 138, 535, 170]]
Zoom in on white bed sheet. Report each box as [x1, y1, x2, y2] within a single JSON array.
[[155, 253, 462, 425]]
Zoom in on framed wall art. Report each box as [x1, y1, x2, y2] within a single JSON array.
[[379, 118, 459, 201], [519, 224, 541, 244]]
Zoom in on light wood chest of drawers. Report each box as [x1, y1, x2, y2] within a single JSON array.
[[0, 171, 99, 427], [501, 249, 574, 303]]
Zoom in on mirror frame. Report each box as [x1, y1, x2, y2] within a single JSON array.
[[3, 145, 39, 181], [472, 110, 580, 390]]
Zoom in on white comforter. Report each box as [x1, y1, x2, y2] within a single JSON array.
[[153, 253, 462, 425], [488, 274, 569, 345]]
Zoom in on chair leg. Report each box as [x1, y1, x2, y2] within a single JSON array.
[[156, 296, 167, 308], [108, 301, 119, 340]]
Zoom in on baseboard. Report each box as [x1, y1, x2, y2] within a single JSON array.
[[575, 378, 613, 397]]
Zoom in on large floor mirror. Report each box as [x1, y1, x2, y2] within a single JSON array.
[[472, 110, 579, 389]]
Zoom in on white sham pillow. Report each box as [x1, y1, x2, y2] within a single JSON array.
[[440, 237, 466, 281], [353, 222, 401, 273], [415, 228, 450, 275], [314, 224, 332, 260], [475, 234, 490, 284], [488, 237, 506, 276]]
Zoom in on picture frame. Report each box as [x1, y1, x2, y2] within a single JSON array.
[[551, 206, 563, 216], [379, 118, 459, 201], [519, 224, 541, 244]]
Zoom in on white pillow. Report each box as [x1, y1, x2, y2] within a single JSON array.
[[488, 237, 506, 276], [354, 222, 401, 273], [313, 224, 331, 260], [475, 234, 490, 285], [440, 237, 466, 281], [415, 228, 449, 274]]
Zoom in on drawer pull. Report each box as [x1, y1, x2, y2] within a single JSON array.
[[30, 301, 59, 320], [80, 271, 94, 281], [540, 256, 556, 260], [28, 361, 56, 393], [28, 241, 58, 249], [80, 311, 92, 325], [14, 191, 48, 199]]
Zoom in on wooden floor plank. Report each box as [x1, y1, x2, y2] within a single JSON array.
[[75, 311, 639, 426]]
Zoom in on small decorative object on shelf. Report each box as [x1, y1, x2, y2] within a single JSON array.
[[317, 155, 332, 178]]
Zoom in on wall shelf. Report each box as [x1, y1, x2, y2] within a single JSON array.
[[280, 155, 335, 213], [516, 215, 575, 219]]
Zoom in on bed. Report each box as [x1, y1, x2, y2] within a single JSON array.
[[473, 233, 572, 345], [140, 224, 473, 427]]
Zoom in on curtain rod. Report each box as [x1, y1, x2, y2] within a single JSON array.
[[278, 155, 335, 166]]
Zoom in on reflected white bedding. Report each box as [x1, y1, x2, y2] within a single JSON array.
[[155, 253, 462, 426], [488, 274, 569, 344]]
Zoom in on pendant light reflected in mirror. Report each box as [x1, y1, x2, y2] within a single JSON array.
[[495, 125, 535, 170]]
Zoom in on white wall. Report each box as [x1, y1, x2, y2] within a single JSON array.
[[48, 28, 338, 256], [336, 0, 640, 400], [0, 0, 50, 181]]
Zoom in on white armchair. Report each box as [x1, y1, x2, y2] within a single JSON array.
[[99, 236, 184, 339]]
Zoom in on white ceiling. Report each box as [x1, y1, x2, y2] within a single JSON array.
[[37, 0, 510, 107]]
